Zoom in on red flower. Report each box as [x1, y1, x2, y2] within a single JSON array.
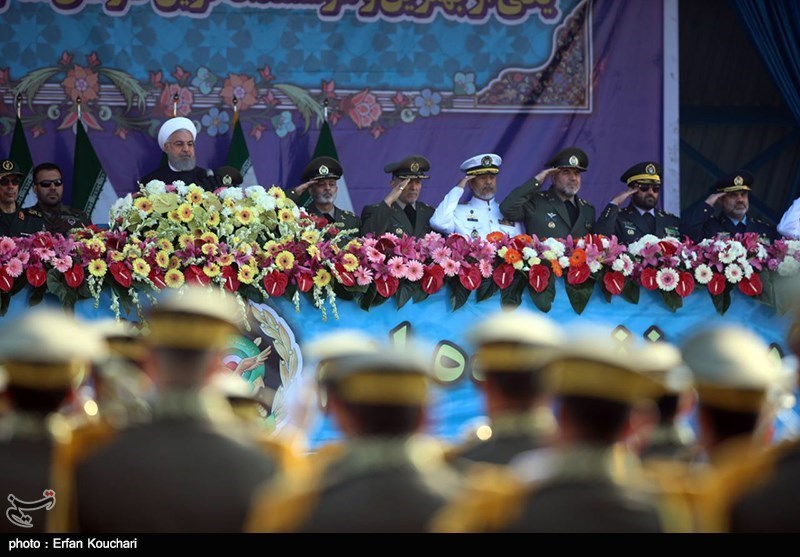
[[640, 267, 658, 291], [295, 272, 313, 293], [493, 263, 515, 290], [172, 65, 189, 83], [603, 271, 625, 295], [421, 264, 445, 294], [220, 266, 240, 293], [375, 275, 399, 298], [458, 265, 482, 291], [26, 266, 47, 288], [335, 264, 355, 287], [61, 65, 100, 103], [109, 261, 132, 288], [221, 74, 258, 111], [259, 65, 275, 82], [528, 264, 551, 293], [566, 264, 590, 285], [263, 271, 289, 297], [149, 269, 167, 290], [0, 267, 13, 292], [343, 89, 382, 129], [738, 273, 763, 297], [64, 264, 85, 288], [658, 241, 678, 256], [676, 271, 695, 298], [184, 265, 210, 287], [707, 273, 726, 296]]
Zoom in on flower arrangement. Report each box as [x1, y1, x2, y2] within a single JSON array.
[[0, 183, 797, 321]]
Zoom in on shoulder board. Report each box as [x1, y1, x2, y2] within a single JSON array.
[[578, 198, 588, 206], [343, 210, 354, 216], [751, 216, 771, 226], [25, 208, 44, 217]]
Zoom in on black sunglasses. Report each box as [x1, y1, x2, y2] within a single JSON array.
[[37, 179, 63, 188], [0, 176, 21, 186], [635, 183, 660, 193]]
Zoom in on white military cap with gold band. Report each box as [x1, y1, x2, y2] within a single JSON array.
[[320, 350, 431, 406], [0, 308, 107, 390], [145, 285, 242, 350], [459, 153, 502, 176], [544, 328, 663, 403], [636, 341, 694, 396], [467, 309, 564, 373], [680, 325, 780, 413], [304, 329, 381, 382]]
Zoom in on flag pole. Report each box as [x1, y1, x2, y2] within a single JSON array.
[[76, 95, 82, 121], [16, 94, 21, 119], [232, 95, 239, 125], [172, 93, 179, 118]]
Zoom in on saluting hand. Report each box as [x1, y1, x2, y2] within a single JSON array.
[[534, 167, 559, 183], [384, 177, 411, 205], [610, 187, 638, 206], [705, 192, 726, 207], [457, 175, 475, 189]]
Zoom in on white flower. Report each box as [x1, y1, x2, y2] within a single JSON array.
[[627, 235, 659, 256], [244, 185, 267, 198], [218, 187, 244, 201], [527, 256, 541, 266], [741, 261, 754, 278], [522, 247, 538, 260], [719, 242, 745, 264], [221, 206, 233, 218], [175, 182, 189, 196], [109, 194, 133, 219], [694, 264, 713, 284], [786, 240, 800, 254], [558, 256, 570, 268], [541, 238, 565, 257], [588, 260, 602, 273], [724, 263, 743, 283], [144, 180, 166, 195], [777, 257, 800, 277], [656, 268, 680, 291], [611, 254, 634, 276]]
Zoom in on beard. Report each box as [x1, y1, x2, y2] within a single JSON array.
[[169, 154, 196, 172]]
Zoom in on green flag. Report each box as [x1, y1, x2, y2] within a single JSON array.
[[10, 116, 35, 207], [226, 114, 257, 187], [72, 120, 118, 226], [303, 120, 353, 212]]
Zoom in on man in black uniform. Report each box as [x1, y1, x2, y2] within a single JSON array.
[[286, 156, 360, 232], [360, 155, 436, 238], [595, 161, 682, 243], [138, 117, 221, 191], [0, 159, 44, 237], [681, 170, 777, 242], [499, 147, 595, 239], [22, 162, 91, 234]]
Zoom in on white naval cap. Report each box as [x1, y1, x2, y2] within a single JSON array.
[[157, 116, 197, 150], [460, 153, 502, 175]]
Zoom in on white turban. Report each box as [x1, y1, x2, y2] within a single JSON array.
[[157, 117, 197, 151]]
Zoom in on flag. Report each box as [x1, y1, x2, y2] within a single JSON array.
[[226, 114, 258, 187], [307, 120, 353, 212], [72, 120, 118, 226], [10, 116, 36, 208]]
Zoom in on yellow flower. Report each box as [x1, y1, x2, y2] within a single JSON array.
[[275, 250, 295, 271], [345, 239, 362, 250], [237, 265, 255, 284], [307, 244, 321, 260], [203, 263, 220, 278], [235, 208, 253, 226], [144, 230, 158, 239], [178, 203, 194, 223], [200, 231, 219, 244], [134, 197, 153, 214], [155, 250, 170, 269], [178, 234, 193, 249], [342, 253, 359, 272], [218, 253, 234, 266], [278, 208, 294, 223], [157, 238, 173, 251], [186, 186, 204, 204], [86, 238, 106, 253], [313, 268, 331, 288], [132, 258, 150, 277], [301, 229, 320, 244], [206, 211, 220, 227], [223, 198, 236, 210], [168, 210, 181, 223], [165, 269, 185, 288], [263, 241, 281, 256], [201, 243, 219, 257], [169, 256, 181, 270], [268, 186, 286, 199], [88, 259, 107, 278], [109, 250, 125, 262], [123, 245, 142, 259]]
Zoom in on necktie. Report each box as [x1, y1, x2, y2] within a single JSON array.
[[643, 212, 656, 234], [404, 203, 417, 228], [564, 200, 579, 227]]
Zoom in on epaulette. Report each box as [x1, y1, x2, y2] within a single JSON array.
[[751, 216, 771, 226], [25, 207, 44, 218], [343, 210, 355, 216], [578, 198, 589, 206]]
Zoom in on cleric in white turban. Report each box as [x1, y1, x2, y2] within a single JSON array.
[[138, 117, 222, 192]]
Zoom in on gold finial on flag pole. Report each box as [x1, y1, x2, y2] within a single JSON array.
[[232, 95, 238, 125], [76, 96, 82, 120], [16, 94, 22, 119], [323, 98, 329, 121], [172, 93, 179, 117]]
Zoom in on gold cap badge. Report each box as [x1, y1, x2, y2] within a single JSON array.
[[2, 160, 13, 171], [646, 164, 656, 175], [481, 156, 492, 167], [410, 161, 420, 173], [569, 155, 579, 167], [319, 164, 329, 176], [734, 175, 744, 187]]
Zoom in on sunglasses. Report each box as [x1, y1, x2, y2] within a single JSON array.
[[635, 183, 660, 193], [0, 176, 21, 187], [37, 179, 63, 188]]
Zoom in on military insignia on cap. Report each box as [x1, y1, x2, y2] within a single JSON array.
[[734, 175, 744, 187], [410, 161, 420, 173], [319, 164, 329, 176], [646, 164, 656, 175], [1, 160, 12, 171], [481, 156, 492, 167], [395, 228, 404, 235], [548, 222, 556, 229], [569, 155, 579, 166], [222, 174, 232, 186]]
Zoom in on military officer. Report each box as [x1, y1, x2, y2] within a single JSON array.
[[246, 347, 465, 533], [0, 159, 44, 237], [445, 309, 562, 466], [360, 155, 436, 238], [22, 163, 91, 234], [74, 286, 294, 533], [595, 161, 682, 243], [0, 308, 106, 533], [681, 170, 778, 242], [286, 156, 360, 233], [499, 147, 596, 239], [430, 153, 523, 240]]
